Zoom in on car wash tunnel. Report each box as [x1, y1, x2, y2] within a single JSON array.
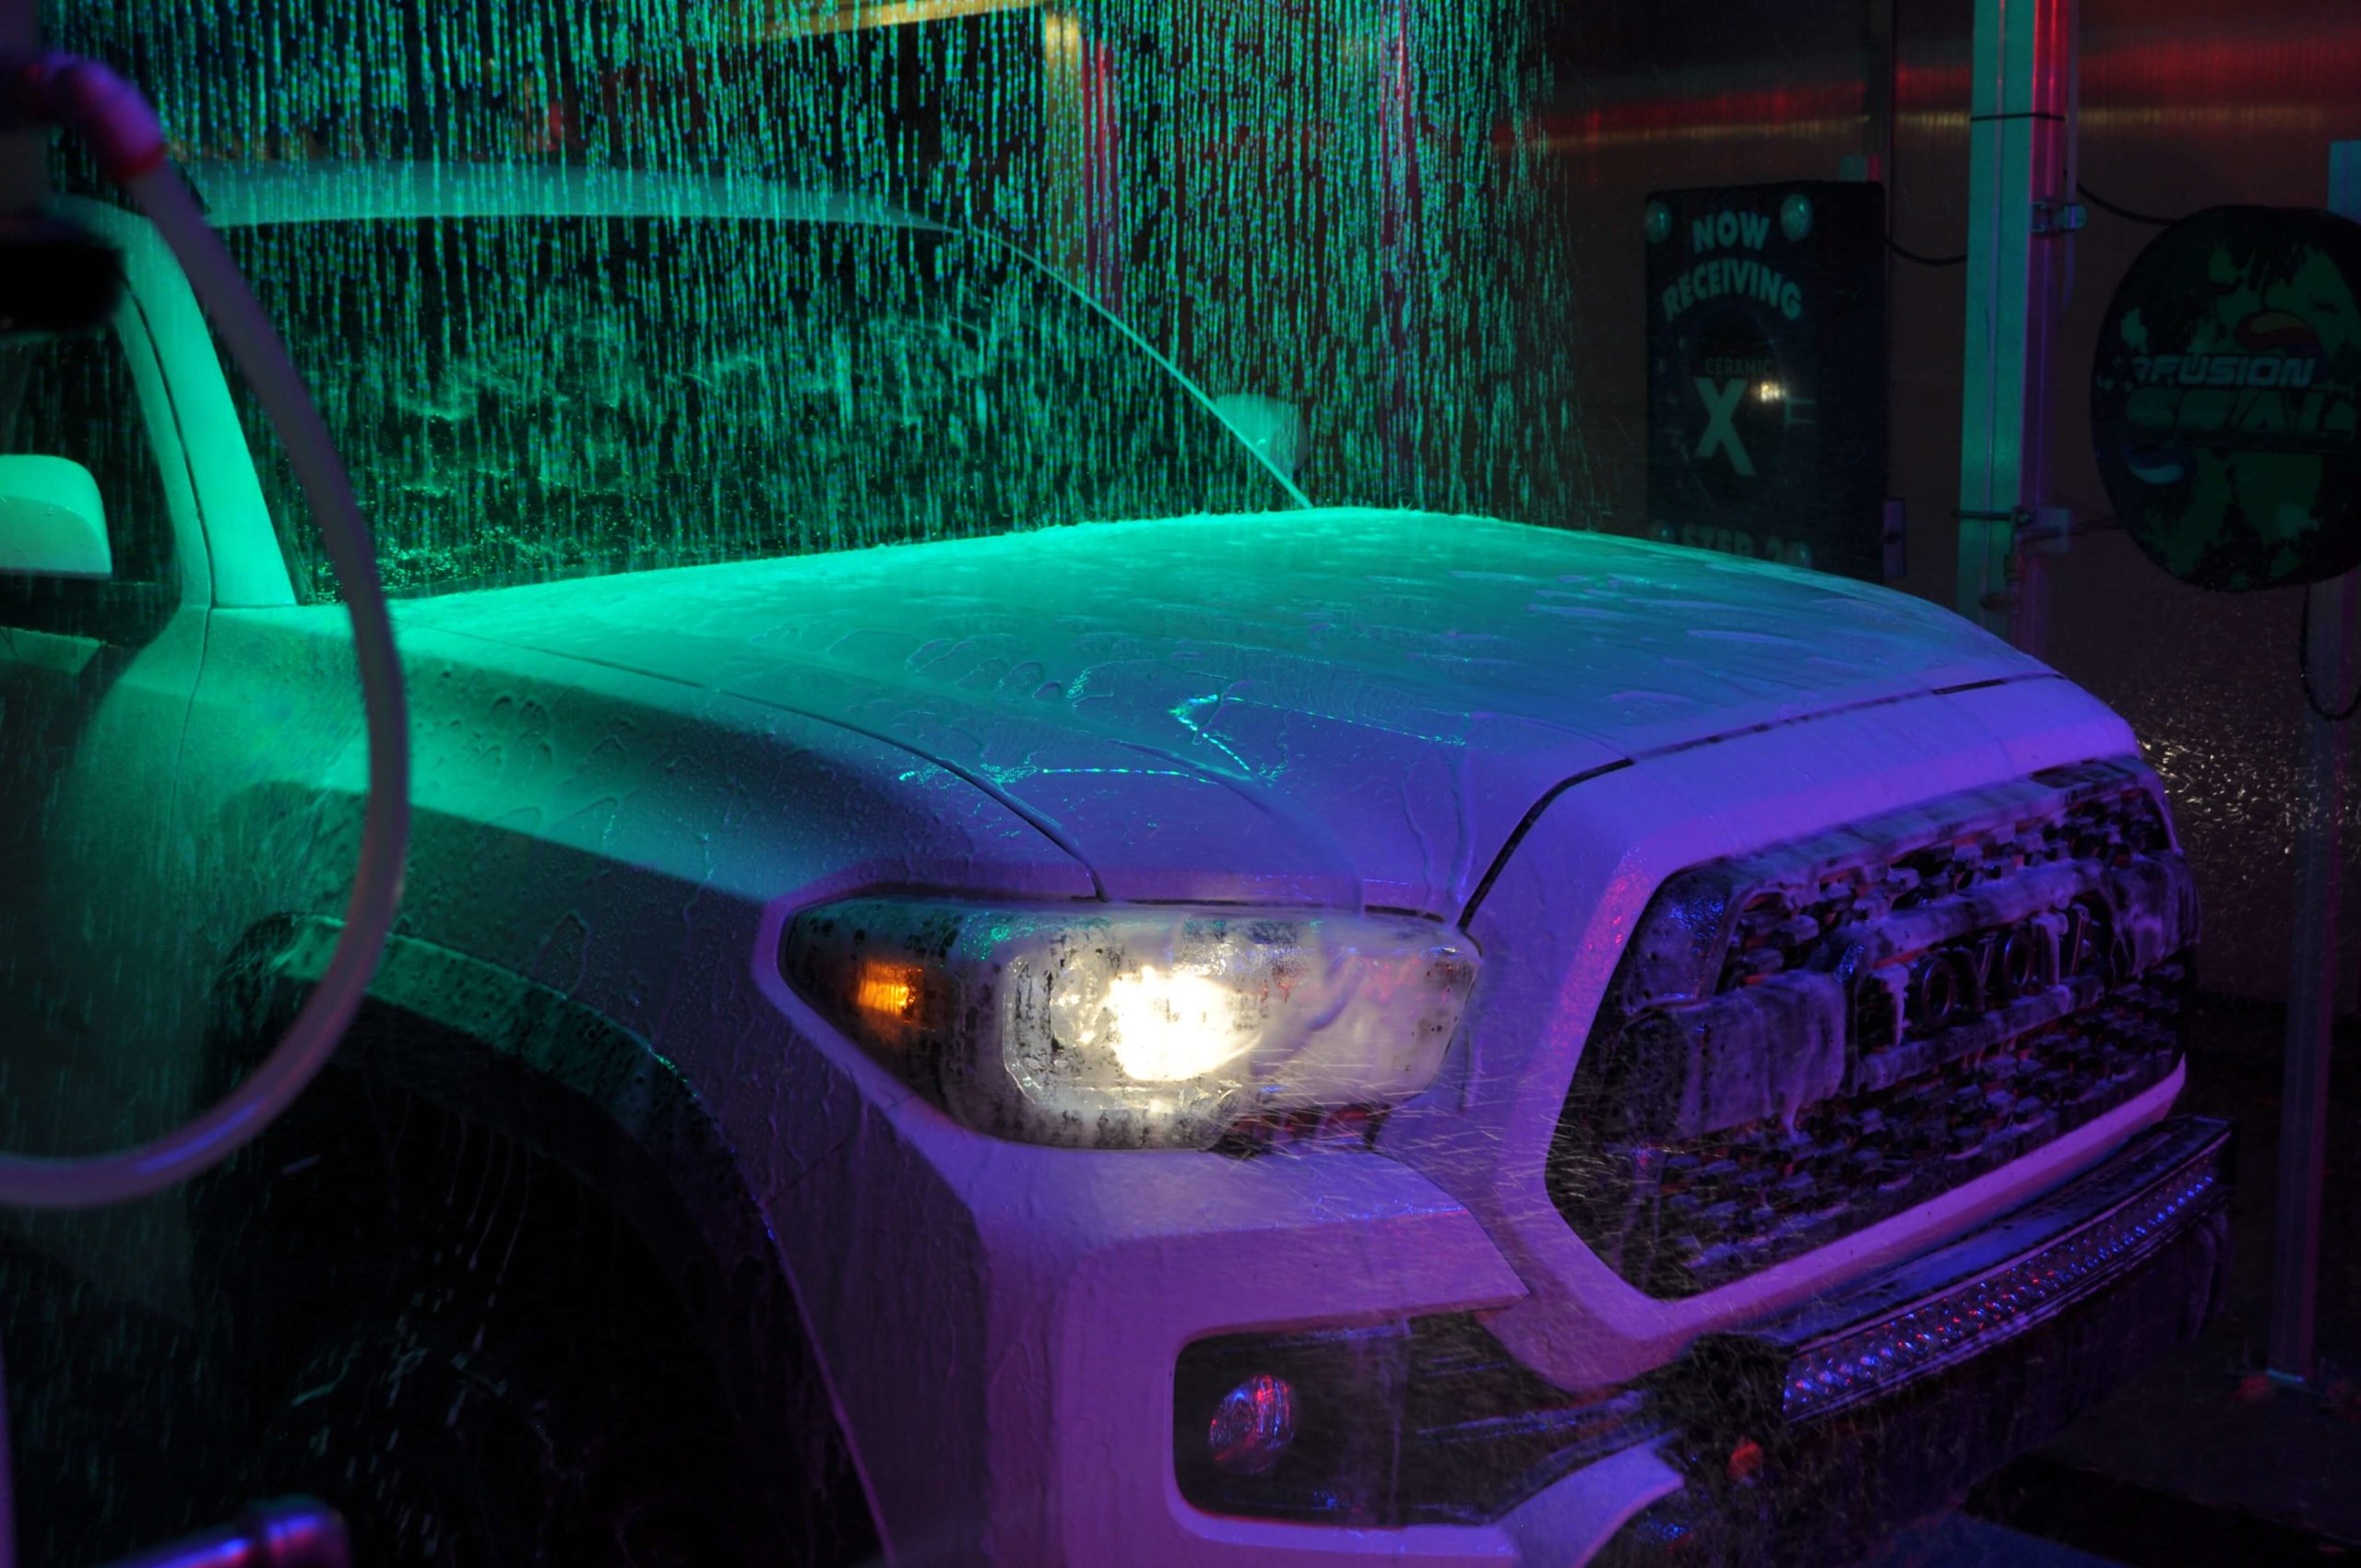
[[0, 1, 2356, 1565]]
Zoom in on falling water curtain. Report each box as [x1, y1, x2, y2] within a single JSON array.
[[49, 0, 1598, 524]]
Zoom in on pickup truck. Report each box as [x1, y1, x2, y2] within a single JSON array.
[[0, 160, 2222, 1567]]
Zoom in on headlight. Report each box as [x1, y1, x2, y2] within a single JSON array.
[[780, 899, 1478, 1149]]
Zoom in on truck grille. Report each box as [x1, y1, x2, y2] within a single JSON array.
[[1547, 759, 2195, 1299]]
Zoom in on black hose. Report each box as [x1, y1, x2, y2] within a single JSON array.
[[2077, 181, 2179, 228], [1886, 234, 1965, 267], [2298, 589, 2361, 723]]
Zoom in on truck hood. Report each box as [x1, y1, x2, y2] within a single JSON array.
[[397, 508, 2046, 912]]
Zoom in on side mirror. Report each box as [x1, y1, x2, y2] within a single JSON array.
[[1209, 394, 1303, 484], [0, 456, 111, 580]]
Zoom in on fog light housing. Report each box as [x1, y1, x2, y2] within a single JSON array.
[[1175, 1316, 1654, 1526]]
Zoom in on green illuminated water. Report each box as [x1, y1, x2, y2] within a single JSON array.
[[51, 1, 1585, 576], [223, 212, 1293, 597]]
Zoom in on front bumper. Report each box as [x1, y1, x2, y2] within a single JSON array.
[[1596, 1114, 2231, 1566], [1147, 1115, 2228, 1566], [771, 674, 2183, 1564]]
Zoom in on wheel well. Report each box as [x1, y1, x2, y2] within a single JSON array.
[[192, 1013, 699, 1407], [195, 922, 884, 1565]]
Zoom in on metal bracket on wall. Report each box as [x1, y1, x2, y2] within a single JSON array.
[[2030, 200, 2087, 235]]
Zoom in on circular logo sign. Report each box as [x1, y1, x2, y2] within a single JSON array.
[[2091, 206, 2361, 591]]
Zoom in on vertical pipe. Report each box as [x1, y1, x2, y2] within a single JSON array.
[[1954, 0, 2076, 656], [1079, 28, 1123, 310], [0, 9, 39, 1564], [2270, 574, 2354, 1384], [2266, 141, 2361, 1388], [1867, 0, 1897, 560], [1864, 0, 1896, 185], [1374, 0, 1423, 505], [1043, 9, 1124, 308], [1042, 9, 1086, 279], [0, 0, 43, 215]]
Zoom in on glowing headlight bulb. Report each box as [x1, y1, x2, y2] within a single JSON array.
[[1104, 965, 1253, 1081]]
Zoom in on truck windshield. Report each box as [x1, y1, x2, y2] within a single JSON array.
[[220, 215, 1297, 600]]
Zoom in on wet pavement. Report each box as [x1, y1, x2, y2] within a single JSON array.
[[1868, 1515, 2130, 1568], [1961, 996, 2361, 1566]]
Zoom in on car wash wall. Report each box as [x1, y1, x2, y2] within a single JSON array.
[[51, 0, 1591, 525], [1526, 0, 2361, 1016]]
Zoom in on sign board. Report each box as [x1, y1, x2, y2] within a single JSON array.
[[1645, 182, 1890, 581], [2091, 205, 2361, 591]]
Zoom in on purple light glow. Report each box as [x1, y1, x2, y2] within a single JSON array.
[[1207, 1372, 1299, 1476]]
